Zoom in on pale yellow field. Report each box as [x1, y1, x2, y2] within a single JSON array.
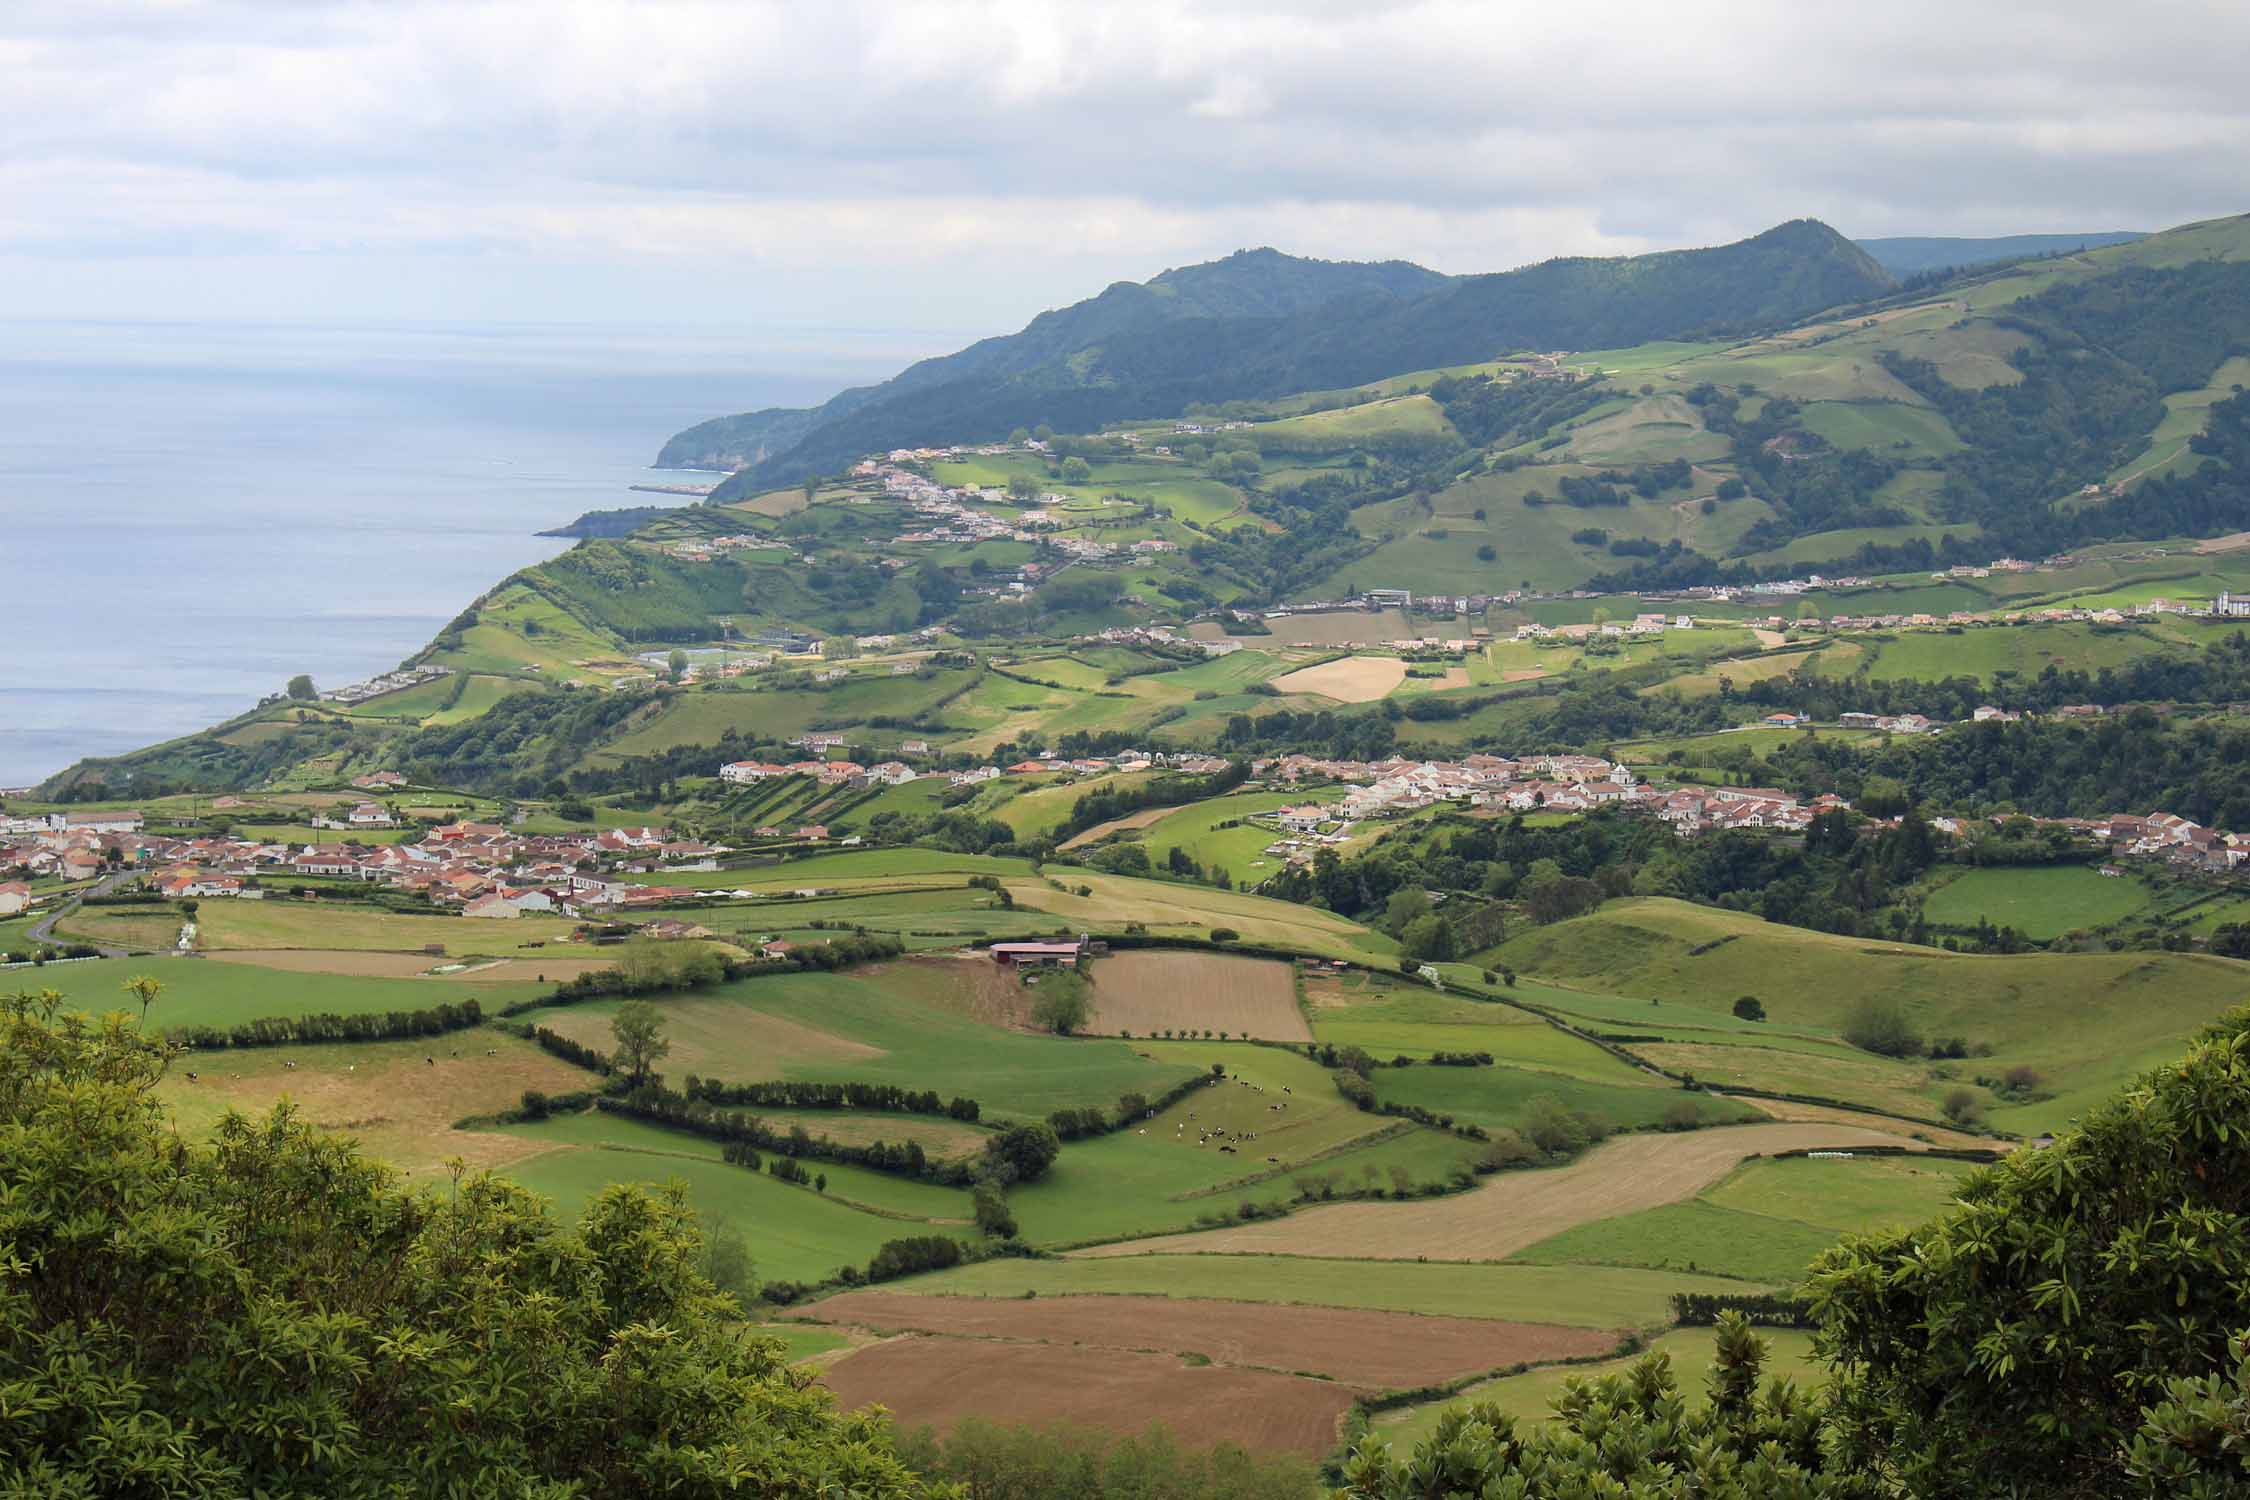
[[1073, 1123, 1926, 1262], [1007, 871, 1390, 963], [1270, 656, 1409, 703]]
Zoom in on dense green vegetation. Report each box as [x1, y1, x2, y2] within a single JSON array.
[[692, 222, 1894, 491], [0, 989, 943, 1497]]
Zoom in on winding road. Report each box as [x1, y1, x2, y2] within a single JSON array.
[[25, 869, 134, 957]]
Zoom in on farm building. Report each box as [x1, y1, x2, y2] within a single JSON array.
[[991, 940, 1084, 969]]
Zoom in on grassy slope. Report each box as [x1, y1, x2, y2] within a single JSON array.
[[1490, 898, 2250, 1131], [26, 954, 546, 1030], [1920, 864, 2156, 939], [507, 967, 1200, 1121]]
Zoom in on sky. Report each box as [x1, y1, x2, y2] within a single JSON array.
[[4, 0, 2247, 345]]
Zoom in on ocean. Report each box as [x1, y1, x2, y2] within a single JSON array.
[[0, 318, 930, 787]]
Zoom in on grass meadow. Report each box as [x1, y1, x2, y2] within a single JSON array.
[[30, 954, 547, 1030]]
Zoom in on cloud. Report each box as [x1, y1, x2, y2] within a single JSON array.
[[2, 0, 2245, 325]]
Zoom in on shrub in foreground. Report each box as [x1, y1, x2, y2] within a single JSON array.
[[0, 987, 942, 1498]]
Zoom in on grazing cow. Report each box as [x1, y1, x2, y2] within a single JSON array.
[[184, 1071, 198, 1082], [425, 1056, 435, 1067]]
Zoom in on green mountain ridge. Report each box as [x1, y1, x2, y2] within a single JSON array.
[[676, 220, 1897, 494], [34, 212, 2250, 802], [658, 248, 1449, 472], [1856, 230, 2146, 276]]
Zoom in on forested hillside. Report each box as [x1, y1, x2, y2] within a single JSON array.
[[662, 249, 1449, 473], [685, 221, 1895, 493]]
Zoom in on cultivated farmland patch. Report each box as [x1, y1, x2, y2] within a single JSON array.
[[1087, 950, 1311, 1042], [819, 1338, 1357, 1457], [801, 1290, 1611, 1388], [1270, 656, 1409, 703]]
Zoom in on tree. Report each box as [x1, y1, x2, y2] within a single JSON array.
[[610, 999, 671, 1085], [1813, 1007, 2250, 1496], [1733, 995, 1766, 1022], [801, 474, 818, 503], [284, 674, 316, 701], [667, 648, 689, 683], [121, 973, 163, 1031], [0, 987, 940, 1497], [1007, 472, 1041, 502], [1029, 974, 1091, 1034], [972, 1181, 1017, 1238], [1476, 543, 1497, 561], [1337, 1316, 1848, 1496], [1059, 456, 1091, 484], [1940, 1086, 1984, 1128], [696, 1209, 756, 1309], [1383, 887, 1431, 934], [982, 1121, 1061, 1185], [1399, 912, 1456, 962], [1841, 995, 1921, 1057]]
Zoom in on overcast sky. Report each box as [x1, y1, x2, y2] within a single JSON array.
[[4, 0, 2245, 340]]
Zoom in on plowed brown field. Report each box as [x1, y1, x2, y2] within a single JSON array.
[[820, 1339, 1357, 1456], [1074, 1122, 1924, 1261], [1087, 950, 1311, 1041], [802, 1291, 1609, 1387]]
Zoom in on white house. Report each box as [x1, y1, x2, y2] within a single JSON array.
[[0, 881, 30, 916]]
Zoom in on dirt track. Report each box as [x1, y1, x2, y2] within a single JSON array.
[[803, 1290, 1609, 1387], [820, 1339, 1358, 1456], [1072, 1122, 1923, 1262]]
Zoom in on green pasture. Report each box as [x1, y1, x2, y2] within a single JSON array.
[[1369, 1063, 1754, 1137], [1126, 788, 1348, 877], [1493, 898, 2250, 1131], [1510, 1151, 1974, 1285], [1255, 393, 1456, 448], [1854, 622, 2173, 684], [754, 1324, 852, 1363], [1508, 1200, 1850, 1284], [492, 1109, 974, 1221], [508, 965, 1200, 1121], [1920, 864, 2155, 939], [30, 954, 545, 1031], [1010, 1116, 1484, 1247], [658, 848, 1036, 892], [1703, 1153, 1975, 1234], [1794, 400, 1962, 458], [1010, 869, 1395, 961], [1302, 462, 1776, 597], [500, 1134, 974, 1288]]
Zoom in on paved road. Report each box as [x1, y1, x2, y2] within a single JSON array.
[[27, 868, 134, 956]]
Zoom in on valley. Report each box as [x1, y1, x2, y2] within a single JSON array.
[[14, 204, 2250, 1484]]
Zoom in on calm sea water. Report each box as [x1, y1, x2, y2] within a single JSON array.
[[0, 319, 929, 786]]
